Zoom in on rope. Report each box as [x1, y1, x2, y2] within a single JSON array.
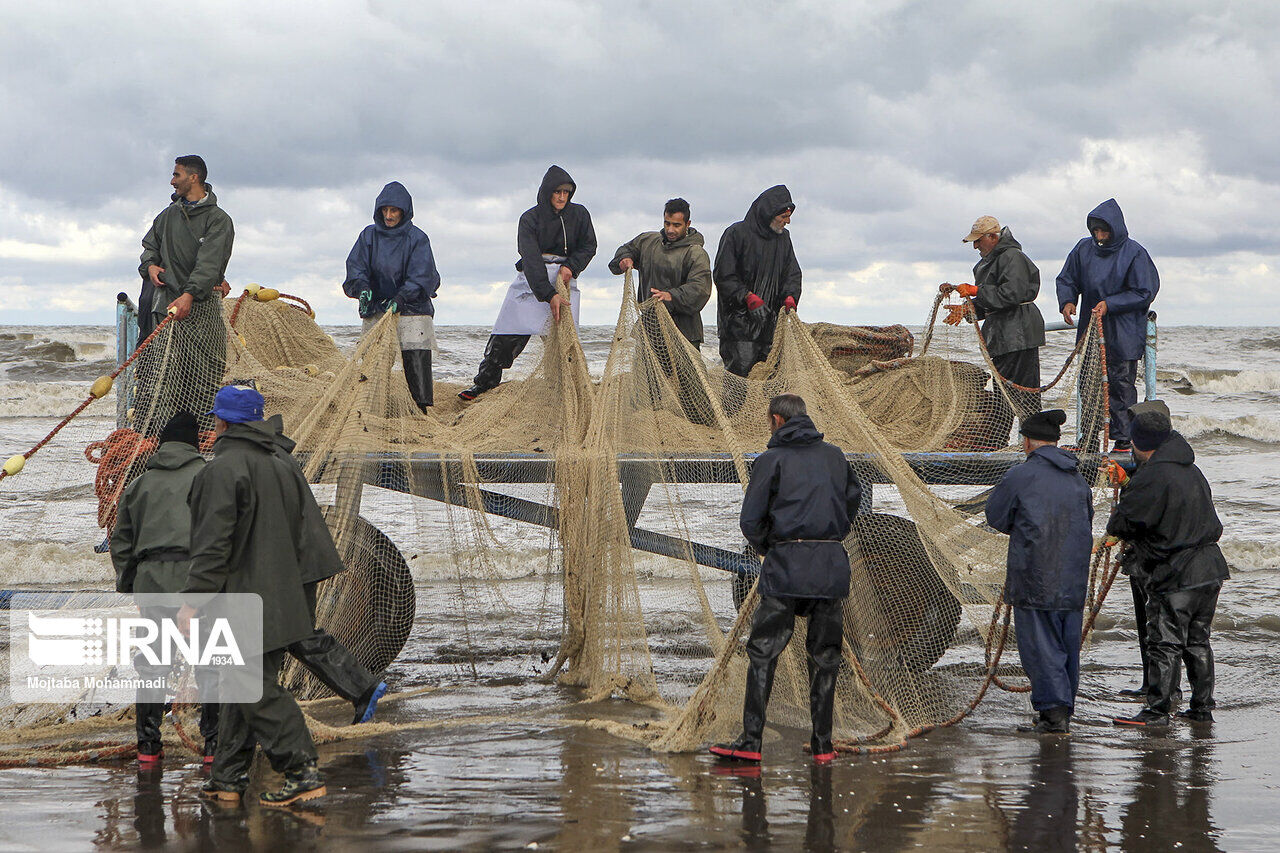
[[85, 429, 158, 528], [0, 314, 174, 486]]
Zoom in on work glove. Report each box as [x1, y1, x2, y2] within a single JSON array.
[[745, 292, 765, 311], [1104, 459, 1130, 487], [358, 290, 373, 317], [387, 300, 399, 315], [944, 304, 968, 326], [783, 295, 797, 311], [956, 283, 978, 298]]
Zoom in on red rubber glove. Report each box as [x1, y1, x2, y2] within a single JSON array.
[[944, 304, 967, 326], [956, 283, 978, 298], [783, 296, 797, 311], [745, 292, 765, 311]]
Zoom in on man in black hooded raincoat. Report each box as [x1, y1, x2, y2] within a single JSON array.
[[713, 186, 802, 377], [1109, 402, 1228, 728], [460, 165, 596, 400], [710, 394, 860, 765]]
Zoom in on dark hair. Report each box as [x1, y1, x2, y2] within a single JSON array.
[[664, 198, 691, 222], [174, 155, 208, 184], [768, 393, 806, 421]]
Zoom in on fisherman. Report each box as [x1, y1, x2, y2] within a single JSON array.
[[179, 385, 335, 806], [984, 410, 1094, 734], [1109, 401, 1229, 728], [343, 181, 441, 411], [712, 185, 802, 377], [609, 197, 713, 348], [137, 155, 233, 431], [109, 411, 219, 766], [711, 394, 861, 764], [459, 165, 596, 400], [944, 215, 1046, 419], [1055, 199, 1160, 451]]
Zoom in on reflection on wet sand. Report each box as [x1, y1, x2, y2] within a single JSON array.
[[1119, 729, 1223, 853]]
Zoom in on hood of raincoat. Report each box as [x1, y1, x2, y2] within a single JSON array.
[[1085, 198, 1130, 256], [145, 441, 204, 471], [537, 165, 576, 210], [767, 413, 823, 449], [212, 419, 279, 455], [1140, 429, 1195, 468], [747, 185, 795, 238], [1031, 444, 1080, 472], [374, 181, 415, 231]]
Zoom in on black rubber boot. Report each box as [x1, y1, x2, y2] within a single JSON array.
[[401, 349, 433, 411], [1176, 708, 1214, 723], [461, 334, 529, 400], [1113, 708, 1171, 728], [136, 702, 165, 763], [260, 762, 326, 807], [710, 734, 763, 762]]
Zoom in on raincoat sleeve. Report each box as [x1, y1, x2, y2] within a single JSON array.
[[565, 211, 597, 280], [667, 247, 713, 313], [781, 242, 802, 302], [974, 254, 1038, 319], [109, 486, 138, 593], [713, 228, 751, 307], [183, 464, 242, 598], [740, 453, 778, 555], [139, 216, 162, 280], [984, 470, 1019, 535], [183, 210, 233, 301], [395, 232, 441, 306], [844, 464, 863, 524], [1106, 473, 1168, 542], [607, 236, 641, 275], [342, 231, 372, 299], [1103, 251, 1159, 315], [517, 213, 556, 302], [1055, 248, 1082, 310]]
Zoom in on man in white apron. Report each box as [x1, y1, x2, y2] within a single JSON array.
[[460, 165, 596, 400]]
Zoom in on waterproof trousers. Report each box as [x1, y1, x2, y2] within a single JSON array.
[[211, 648, 317, 787], [1145, 582, 1220, 716], [743, 595, 844, 752], [362, 313, 436, 410], [134, 603, 219, 750], [991, 347, 1042, 429], [472, 334, 530, 392], [1106, 354, 1139, 443], [1130, 574, 1196, 694], [288, 582, 379, 703], [1013, 607, 1082, 713]]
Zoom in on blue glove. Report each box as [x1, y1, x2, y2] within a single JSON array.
[[358, 290, 373, 317]]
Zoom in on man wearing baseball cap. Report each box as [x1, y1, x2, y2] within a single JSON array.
[[985, 409, 1093, 733], [944, 216, 1046, 431], [1108, 401, 1228, 728]]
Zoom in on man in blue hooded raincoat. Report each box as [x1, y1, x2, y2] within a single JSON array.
[[1055, 199, 1159, 450], [343, 181, 441, 411], [986, 409, 1094, 734]]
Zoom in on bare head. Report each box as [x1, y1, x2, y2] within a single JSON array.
[[767, 393, 807, 433], [171, 155, 207, 201], [663, 198, 690, 242]]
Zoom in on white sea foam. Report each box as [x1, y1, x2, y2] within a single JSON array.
[[0, 541, 114, 587], [0, 380, 114, 417], [1175, 413, 1280, 444], [1166, 368, 1280, 394], [1220, 539, 1280, 572]]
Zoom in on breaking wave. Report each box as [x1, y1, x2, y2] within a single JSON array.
[[1175, 414, 1280, 444], [0, 380, 115, 418], [1163, 368, 1280, 395], [0, 541, 114, 587], [1220, 539, 1280, 572]]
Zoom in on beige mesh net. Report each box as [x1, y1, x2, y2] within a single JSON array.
[[1, 277, 1121, 765]]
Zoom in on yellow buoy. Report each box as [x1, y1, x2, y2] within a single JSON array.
[[237, 334, 248, 348], [245, 282, 262, 295], [255, 288, 280, 302], [89, 375, 114, 399], [303, 364, 319, 377], [3, 455, 25, 476]]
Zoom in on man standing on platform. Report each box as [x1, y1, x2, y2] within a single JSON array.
[[712, 185, 802, 377], [944, 215, 1045, 419], [985, 410, 1094, 734], [1055, 199, 1159, 451]]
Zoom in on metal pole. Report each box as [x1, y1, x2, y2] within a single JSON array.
[[115, 292, 137, 429], [1144, 310, 1158, 401]]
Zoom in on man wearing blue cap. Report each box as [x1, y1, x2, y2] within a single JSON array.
[[180, 385, 363, 806]]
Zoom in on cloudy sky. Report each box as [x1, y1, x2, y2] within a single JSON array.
[[1, 0, 1277, 328]]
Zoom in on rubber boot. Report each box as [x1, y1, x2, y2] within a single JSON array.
[[401, 349, 433, 411], [710, 733, 763, 762], [136, 702, 165, 763], [461, 334, 529, 400], [260, 761, 326, 807]]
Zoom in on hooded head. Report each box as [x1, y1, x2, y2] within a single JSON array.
[[374, 181, 414, 229], [748, 185, 795, 236], [1086, 198, 1129, 254], [537, 165, 576, 211]]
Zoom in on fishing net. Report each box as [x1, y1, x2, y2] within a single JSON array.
[[0, 278, 1121, 765]]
